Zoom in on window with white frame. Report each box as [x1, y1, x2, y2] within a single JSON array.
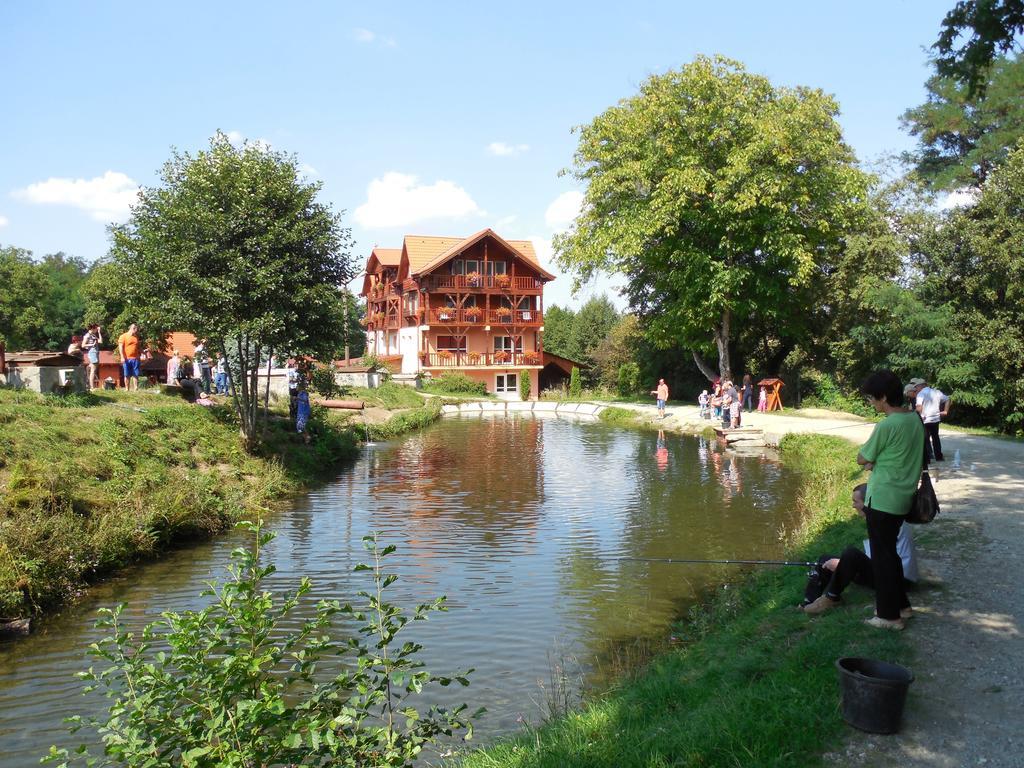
[[485, 261, 507, 275], [493, 336, 523, 353], [495, 373, 518, 393]]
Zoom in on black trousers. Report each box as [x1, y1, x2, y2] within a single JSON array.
[[825, 546, 874, 598], [924, 421, 944, 460], [864, 506, 910, 620]]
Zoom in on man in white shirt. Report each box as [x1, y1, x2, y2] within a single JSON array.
[[913, 377, 950, 461]]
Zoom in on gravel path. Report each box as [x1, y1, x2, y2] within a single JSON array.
[[603, 402, 1024, 766]]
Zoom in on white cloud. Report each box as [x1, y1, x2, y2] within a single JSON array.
[[13, 171, 139, 222], [494, 214, 518, 230], [0, 215, 8, 228], [940, 187, 980, 210], [354, 172, 485, 228], [544, 190, 584, 231], [299, 163, 319, 178], [353, 27, 396, 47], [487, 141, 530, 157]]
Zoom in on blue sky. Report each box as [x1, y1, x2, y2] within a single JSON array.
[[1, 1, 942, 309]]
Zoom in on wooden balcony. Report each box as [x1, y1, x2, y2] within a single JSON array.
[[421, 275, 543, 293], [421, 351, 542, 368], [426, 308, 543, 326], [366, 314, 401, 329]]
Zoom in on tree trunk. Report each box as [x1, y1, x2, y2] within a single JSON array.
[[261, 347, 273, 442], [715, 309, 732, 382], [691, 350, 718, 383]]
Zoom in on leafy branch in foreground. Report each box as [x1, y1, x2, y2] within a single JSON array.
[[45, 523, 481, 767]]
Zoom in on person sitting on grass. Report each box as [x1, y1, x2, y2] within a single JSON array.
[[801, 483, 918, 617]]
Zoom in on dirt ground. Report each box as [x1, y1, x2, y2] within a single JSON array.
[[607, 402, 1024, 766]]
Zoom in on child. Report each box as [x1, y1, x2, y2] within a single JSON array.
[[757, 386, 768, 412], [295, 383, 312, 443], [698, 389, 709, 419]]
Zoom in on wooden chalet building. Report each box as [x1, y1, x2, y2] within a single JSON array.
[[360, 229, 556, 398]]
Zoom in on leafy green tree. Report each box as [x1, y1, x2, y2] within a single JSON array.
[[933, 0, 1024, 94], [555, 55, 870, 383], [902, 56, 1024, 188], [106, 132, 355, 450], [0, 245, 47, 350], [45, 524, 478, 768], [36, 253, 89, 350], [915, 140, 1024, 429], [592, 314, 642, 390], [518, 369, 531, 401], [541, 304, 579, 361], [568, 366, 582, 399], [846, 279, 992, 409], [571, 295, 620, 382], [617, 361, 641, 396]]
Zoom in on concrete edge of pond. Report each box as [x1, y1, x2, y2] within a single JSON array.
[[441, 401, 605, 418]]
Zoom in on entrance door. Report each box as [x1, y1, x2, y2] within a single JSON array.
[[495, 372, 518, 400]]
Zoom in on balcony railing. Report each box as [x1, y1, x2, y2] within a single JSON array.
[[427, 308, 542, 326], [421, 351, 542, 368], [422, 275, 543, 292], [366, 314, 401, 329]]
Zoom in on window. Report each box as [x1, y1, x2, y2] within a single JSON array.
[[464, 259, 479, 274], [451, 260, 464, 275], [493, 336, 523, 353], [436, 336, 467, 353], [495, 373, 518, 393], [403, 292, 419, 315], [486, 261, 507, 276]]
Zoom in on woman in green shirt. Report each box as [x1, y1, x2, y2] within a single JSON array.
[[857, 370, 925, 630]]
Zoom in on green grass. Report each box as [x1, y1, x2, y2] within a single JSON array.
[[458, 433, 909, 768], [367, 398, 443, 440], [597, 406, 642, 426], [350, 381, 425, 410], [0, 386, 442, 618]]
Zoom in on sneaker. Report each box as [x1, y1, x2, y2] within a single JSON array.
[[865, 616, 905, 631], [802, 595, 840, 615]]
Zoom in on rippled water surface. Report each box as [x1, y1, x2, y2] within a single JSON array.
[[0, 415, 804, 765]]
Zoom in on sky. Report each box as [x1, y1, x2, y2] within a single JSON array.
[[1, 1, 944, 309]]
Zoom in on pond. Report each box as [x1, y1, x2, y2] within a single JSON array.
[[0, 415, 805, 765]]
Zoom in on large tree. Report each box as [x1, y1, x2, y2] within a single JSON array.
[[0, 245, 47, 350], [902, 55, 1024, 188], [933, 0, 1024, 94], [554, 56, 870, 382], [107, 132, 355, 450]]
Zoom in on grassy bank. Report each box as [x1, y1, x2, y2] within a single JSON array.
[[459, 434, 910, 768], [0, 386, 440, 618]]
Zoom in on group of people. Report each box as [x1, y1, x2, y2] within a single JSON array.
[[696, 375, 766, 427], [801, 369, 940, 631], [69, 322, 147, 391], [165, 341, 230, 397]]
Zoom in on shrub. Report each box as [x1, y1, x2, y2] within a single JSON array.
[[801, 371, 877, 419], [569, 366, 582, 399], [617, 362, 641, 396], [309, 363, 340, 398], [44, 523, 480, 768], [519, 369, 531, 401], [433, 372, 487, 395]]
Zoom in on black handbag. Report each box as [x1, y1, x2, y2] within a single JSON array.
[[906, 470, 940, 524]]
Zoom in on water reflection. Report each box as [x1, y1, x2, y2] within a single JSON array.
[[0, 417, 803, 766]]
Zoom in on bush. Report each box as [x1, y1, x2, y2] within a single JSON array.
[[519, 369, 531, 401], [309, 363, 341, 398], [801, 371, 878, 419], [617, 362, 641, 396], [44, 524, 480, 768], [432, 372, 487, 396], [569, 367, 582, 399]]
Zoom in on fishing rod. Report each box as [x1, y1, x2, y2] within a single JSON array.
[[615, 556, 816, 567]]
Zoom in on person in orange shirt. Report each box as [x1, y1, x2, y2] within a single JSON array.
[[117, 323, 142, 391], [650, 378, 669, 419]]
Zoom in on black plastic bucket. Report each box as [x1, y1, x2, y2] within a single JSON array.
[[836, 657, 914, 734]]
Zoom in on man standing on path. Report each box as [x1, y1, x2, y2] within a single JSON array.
[[651, 378, 669, 419], [914, 377, 951, 461], [117, 323, 142, 391]]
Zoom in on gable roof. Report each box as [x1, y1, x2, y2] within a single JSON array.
[[372, 247, 402, 266], [408, 229, 555, 280]]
